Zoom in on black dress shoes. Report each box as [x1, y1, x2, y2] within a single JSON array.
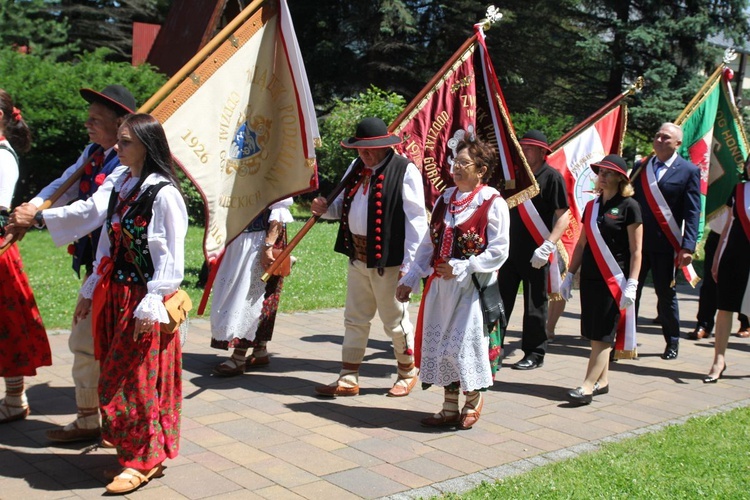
[[567, 387, 592, 405], [512, 355, 544, 370], [661, 344, 679, 360], [592, 382, 609, 396]]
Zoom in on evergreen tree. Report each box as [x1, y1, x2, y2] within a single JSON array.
[[0, 0, 78, 60], [56, 0, 167, 62]]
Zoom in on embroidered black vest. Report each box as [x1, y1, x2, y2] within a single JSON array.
[[430, 192, 499, 264], [106, 181, 170, 286], [72, 144, 121, 277], [333, 150, 409, 270]]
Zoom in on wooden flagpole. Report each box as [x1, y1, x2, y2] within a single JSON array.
[[260, 159, 364, 282]]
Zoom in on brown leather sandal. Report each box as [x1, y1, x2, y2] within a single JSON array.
[[212, 356, 246, 377], [420, 410, 460, 427], [0, 398, 29, 424], [459, 396, 484, 430]]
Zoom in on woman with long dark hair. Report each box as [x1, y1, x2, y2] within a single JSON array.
[[0, 88, 52, 424], [72, 113, 187, 493]]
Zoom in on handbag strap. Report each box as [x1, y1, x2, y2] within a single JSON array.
[[471, 273, 484, 293]]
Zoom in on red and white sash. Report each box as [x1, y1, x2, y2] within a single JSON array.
[[639, 160, 700, 286], [518, 200, 565, 299], [735, 183, 750, 317], [584, 198, 637, 359]]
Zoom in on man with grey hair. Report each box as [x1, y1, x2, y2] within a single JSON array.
[[632, 122, 701, 360]]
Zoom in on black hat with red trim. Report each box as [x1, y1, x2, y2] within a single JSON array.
[[518, 129, 552, 153], [79, 85, 136, 117], [590, 154, 628, 177], [341, 117, 402, 149]]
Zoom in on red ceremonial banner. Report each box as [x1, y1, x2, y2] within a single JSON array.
[[389, 25, 537, 211]]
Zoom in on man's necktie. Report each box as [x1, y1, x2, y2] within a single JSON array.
[[653, 160, 665, 181]]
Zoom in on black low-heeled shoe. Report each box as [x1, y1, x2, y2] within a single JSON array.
[[593, 382, 609, 396], [567, 387, 593, 405], [703, 366, 727, 384]]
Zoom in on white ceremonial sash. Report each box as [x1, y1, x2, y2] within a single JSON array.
[[641, 162, 700, 286], [518, 200, 564, 299], [586, 198, 637, 359]]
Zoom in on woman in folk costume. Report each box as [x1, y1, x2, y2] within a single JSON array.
[[74, 113, 187, 494], [210, 197, 293, 376], [397, 135, 510, 430], [561, 155, 642, 405], [703, 155, 750, 383], [0, 88, 52, 423]]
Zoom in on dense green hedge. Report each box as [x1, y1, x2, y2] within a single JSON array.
[[0, 47, 166, 204]]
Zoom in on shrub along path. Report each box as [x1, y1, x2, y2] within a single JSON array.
[[2, 282, 749, 499]]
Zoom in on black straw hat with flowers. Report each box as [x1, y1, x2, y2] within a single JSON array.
[[341, 117, 402, 149]]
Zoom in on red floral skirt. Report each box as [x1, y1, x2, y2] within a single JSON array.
[[0, 244, 51, 377], [96, 281, 181, 469]]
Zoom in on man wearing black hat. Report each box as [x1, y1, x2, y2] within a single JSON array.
[[310, 117, 428, 397], [499, 130, 570, 370], [11, 84, 135, 442]]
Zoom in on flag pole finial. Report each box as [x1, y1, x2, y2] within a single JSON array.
[[628, 76, 645, 95], [723, 48, 737, 65], [479, 5, 503, 31]]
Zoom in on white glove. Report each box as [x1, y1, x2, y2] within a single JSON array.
[[530, 240, 556, 269], [560, 273, 574, 301], [620, 278, 638, 309]]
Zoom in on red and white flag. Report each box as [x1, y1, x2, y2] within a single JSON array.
[[389, 23, 537, 211], [546, 101, 628, 261], [150, 0, 319, 262]]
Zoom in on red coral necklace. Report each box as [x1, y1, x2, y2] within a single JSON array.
[[449, 184, 484, 214]]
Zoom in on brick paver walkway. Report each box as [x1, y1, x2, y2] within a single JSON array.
[[2, 283, 749, 499]]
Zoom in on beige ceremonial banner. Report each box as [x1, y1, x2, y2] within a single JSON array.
[[151, 0, 319, 261]]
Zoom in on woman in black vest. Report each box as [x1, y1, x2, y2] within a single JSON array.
[[74, 114, 188, 494]]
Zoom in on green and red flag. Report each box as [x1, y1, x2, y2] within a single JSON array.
[[676, 64, 749, 237]]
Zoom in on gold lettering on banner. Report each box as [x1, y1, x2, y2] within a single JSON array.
[[721, 127, 744, 166], [181, 129, 210, 164], [716, 109, 727, 128], [404, 139, 423, 168], [218, 92, 242, 142], [208, 219, 224, 246], [218, 190, 263, 208], [424, 111, 450, 152], [423, 155, 447, 192], [461, 94, 476, 118]]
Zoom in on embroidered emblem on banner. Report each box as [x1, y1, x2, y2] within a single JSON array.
[[226, 115, 271, 177]]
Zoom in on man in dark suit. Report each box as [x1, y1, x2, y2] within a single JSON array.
[[632, 122, 701, 360]]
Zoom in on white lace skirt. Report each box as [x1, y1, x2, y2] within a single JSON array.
[[419, 275, 493, 391], [210, 231, 267, 342]]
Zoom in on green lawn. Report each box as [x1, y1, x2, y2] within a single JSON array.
[[449, 405, 750, 499], [18, 219, 350, 330]]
